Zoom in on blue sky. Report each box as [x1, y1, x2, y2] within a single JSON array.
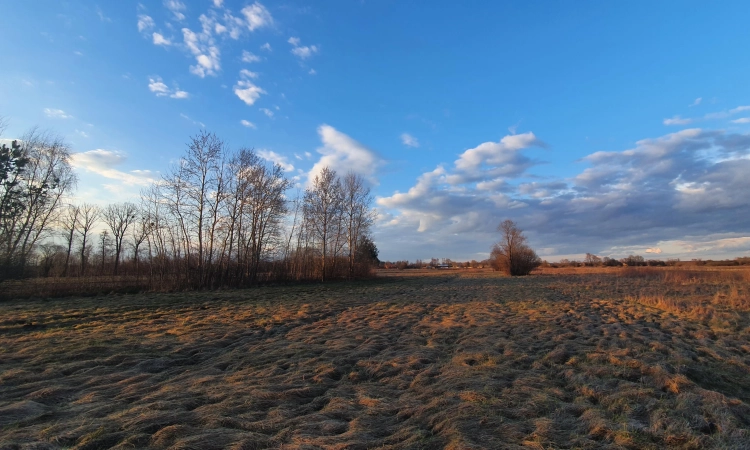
[[2, 0, 750, 262]]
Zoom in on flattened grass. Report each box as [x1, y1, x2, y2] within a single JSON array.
[[1, 271, 749, 449]]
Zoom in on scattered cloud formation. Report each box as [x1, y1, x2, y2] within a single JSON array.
[[234, 70, 265, 105], [401, 133, 419, 148], [70, 149, 156, 186], [242, 2, 273, 31], [663, 115, 693, 126], [137, 14, 155, 32], [240, 119, 256, 128], [258, 149, 294, 171], [288, 37, 319, 60], [148, 76, 189, 99], [241, 50, 260, 63], [376, 128, 750, 260], [44, 108, 72, 119], [259, 107, 274, 118], [689, 97, 702, 107], [732, 118, 750, 124], [261, 42, 272, 51], [308, 125, 382, 186], [182, 27, 220, 77], [152, 32, 172, 46], [164, 0, 186, 21]]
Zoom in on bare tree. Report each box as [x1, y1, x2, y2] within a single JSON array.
[[60, 204, 80, 276], [491, 219, 540, 276], [341, 172, 375, 278], [0, 128, 76, 278], [103, 202, 138, 276], [77, 203, 100, 276], [304, 167, 343, 282]]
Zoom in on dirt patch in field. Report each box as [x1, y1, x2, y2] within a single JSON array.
[[1, 272, 749, 449]]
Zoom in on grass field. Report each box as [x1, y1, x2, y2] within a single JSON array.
[[1, 269, 749, 449]]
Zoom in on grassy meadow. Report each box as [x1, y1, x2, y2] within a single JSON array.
[[1, 268, 750, 449]]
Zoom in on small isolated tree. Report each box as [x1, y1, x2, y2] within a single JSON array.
[[490, 219, 540, 276]]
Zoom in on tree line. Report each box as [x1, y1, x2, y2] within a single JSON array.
[[1, 123, 379, 288]]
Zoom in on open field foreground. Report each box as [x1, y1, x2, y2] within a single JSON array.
[[2, 270, 750, 449]]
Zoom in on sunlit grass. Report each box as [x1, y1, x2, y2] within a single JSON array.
[[1, 270, 749, 448]]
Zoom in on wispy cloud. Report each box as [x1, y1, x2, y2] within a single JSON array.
[[241, 50, 261, 63], [44, 108, 72, 119], [258, 149, 294, 171], [164, 0, 186, 21], [731, 118, 750, 124], [689, 97, 702, 107], [288, 36, 319, 60], [152, 32, 172, 46], [148, 76, 189, 99], [401, 133, 419, 148], [137, 14, 155, 33], [259, 107, 274, 118], [663, 115, 693, 126], [240, 119, 256, 128], [71, 149, 156, 186]]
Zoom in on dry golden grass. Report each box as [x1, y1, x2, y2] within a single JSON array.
[[1, 269, 749, 449]]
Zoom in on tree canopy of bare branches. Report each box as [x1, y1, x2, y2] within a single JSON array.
[[491, 219, 541, 276]]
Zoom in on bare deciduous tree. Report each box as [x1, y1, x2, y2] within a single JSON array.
[[491, 219, 540, 276], [0, 128, 76, 278], [103, 202, 138, 276], [60, 204, 80, 276], [77, 203, 100, 276], [304, 167, 343, 282]]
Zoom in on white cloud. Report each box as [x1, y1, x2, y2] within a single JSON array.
[[261, 42, 272, 51], [234, 81, 265, 106], [137, 14, 155, 32], [288, 36, 319, 60], [182, 28, 220, 77], [71, 149, 156, 186], [731, 118, 750, 124], [233, 69, 265, 105], [164, 0, 186, 21], [730, 105, 750, 114], [645, 247, 662, 254], [75, 130, 89, 138], [153, 32, 172, 46], [258, 149, 294, 171], [213, 0, 223, 7], [259, 107, 274, 118], [170, 90, 189, 99], [689, 97, 702, 107], [308, 68, 317, 75], [376, 127, 750, 261], [401, 133, 419, 148], [308, 125, 382, 186], [44, 108, 72, 119], [240, 119, 256, 128], [96, 7, 111, 22], [242, 50, 261, 63], [663, 115, 693, 126], [180, 113, 205, 128], [242, 2, 273, 31], [148, 76, 189, 99], [148, 77, 170, 96]]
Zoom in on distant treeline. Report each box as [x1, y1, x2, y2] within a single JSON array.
[[1, 126, 379, 289]]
